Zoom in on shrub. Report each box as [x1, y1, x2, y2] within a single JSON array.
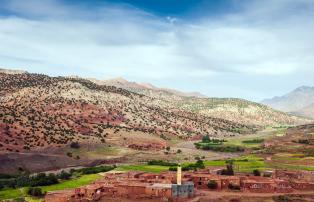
[[228, 183, 240, 190], [30, 173, 58, 187], [147, 160, 177, 167], [79, 165, 115, 174], [242, 139, 264, 144], [195, 160, 205, 169], [15, 175, 32, 187], [169, 167, 177, 171], [202, 135, 210, 143], [58, 171, 71, 180], [274, 195, 292, 201], [221, 160, 234, 176], [0, 173, 15, 179], [169, 160, 205, 171], [253, 169, 261, 176], [70, 142, 80, 149], [27, 187, 43, 197], [297, 139, 310, 145], [207, 180, 218, 189], [194, 143, 244, 152]]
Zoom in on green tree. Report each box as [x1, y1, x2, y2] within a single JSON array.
[[253, 169, 261, 176], [27, 187, 43, 197], [202, 135, 210, 143]]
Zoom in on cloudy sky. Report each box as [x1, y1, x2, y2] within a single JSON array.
[[0, 0, 314, 101]]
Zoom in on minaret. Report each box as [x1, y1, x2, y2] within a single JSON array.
[[177, 165, 182, 185]]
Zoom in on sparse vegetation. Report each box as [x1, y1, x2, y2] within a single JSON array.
[[195, 135, 245, 152], [78, 165, 115, 174], [70, 142, 80, 149], [253, 169, 261, 176], [27, 187, 43, 197], [221, 160, 234, 176], [117, 165, 170, 173], [228, 183, 240, 190], [242, 139, 264, 144], [147, 160, 178, 167], [207, 180, 218, 189], [195, 142, 245, 152], [169, 160, 205, 171]]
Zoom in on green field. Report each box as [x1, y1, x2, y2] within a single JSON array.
[[0, 174, 101, 200], [203, 155, 266, 172], [116, 155, 266, 173], [0, 188, 24, 200], [266, 162, 314, 171], [40, 174, 101, 192], [224, 127, 288, 149]]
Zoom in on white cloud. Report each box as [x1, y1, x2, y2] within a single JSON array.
[[0, 0, 314, 100]]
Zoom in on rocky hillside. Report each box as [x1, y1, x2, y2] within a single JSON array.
[[262, 86, 314, 118], [173, 97, 309, 126], [0, 72, 256, 153], [93, 78, 309, 126]]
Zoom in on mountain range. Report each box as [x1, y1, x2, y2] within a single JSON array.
[[0, 68, 311, 172], [90, 77, 309, 126], [262, 86, 314, 118], [0, 69, 309, 153]]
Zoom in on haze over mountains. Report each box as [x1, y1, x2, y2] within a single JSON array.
[[88, 77, 208, 99], [262, 86, 314, 118]]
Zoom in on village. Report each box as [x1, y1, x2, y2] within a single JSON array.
[[45, 165, 314, 202]]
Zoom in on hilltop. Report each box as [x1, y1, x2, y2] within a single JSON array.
[[262, 86, 314, 118]]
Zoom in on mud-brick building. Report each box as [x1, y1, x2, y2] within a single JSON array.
[[74, 184, 105, 200], [45, 190, 75, 202], [291, 181, 314, 191], [117, 182, 149, 198], [274, 180, 293, 193], [241, 179, 276, 193], [274, 170, 307, 180], [191, 174, 240, 190]]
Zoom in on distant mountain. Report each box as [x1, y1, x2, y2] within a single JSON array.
[[0, 68, 27, 74], [90, 77, 208, 99], [90, 78, 309, 126], [262, 86, 314, 118]]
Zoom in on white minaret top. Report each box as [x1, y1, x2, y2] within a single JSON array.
[[177, 165, 182, 185]]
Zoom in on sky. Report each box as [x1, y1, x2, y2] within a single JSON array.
[[0, 0, 314, 101]]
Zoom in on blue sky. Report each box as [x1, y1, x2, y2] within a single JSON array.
[[0, 0, 314, 101]]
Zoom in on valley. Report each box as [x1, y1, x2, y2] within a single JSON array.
[[1, 125, 314, 201], [0, 70, 313, 201]]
